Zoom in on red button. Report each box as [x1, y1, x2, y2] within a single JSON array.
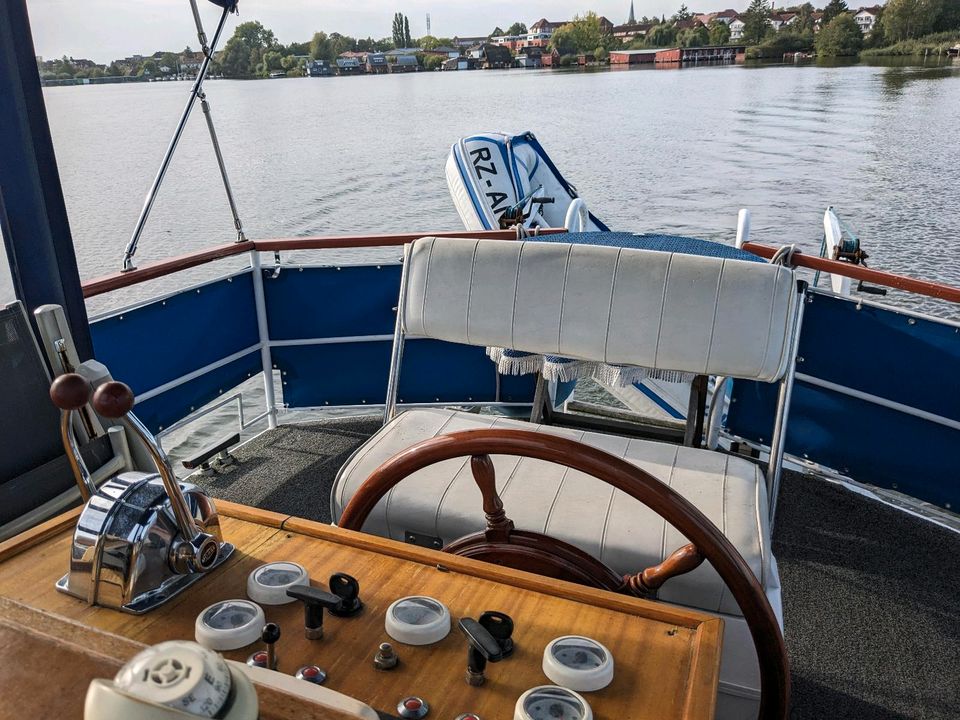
[[404, 699, 422, 710], [303, 666, 319, 678], [253, 651, 267, 662]]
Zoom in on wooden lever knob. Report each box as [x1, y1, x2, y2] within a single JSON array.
[[91, 381, 136, 418], [49, 373, 92, 411], [625, 543, 705, 595]]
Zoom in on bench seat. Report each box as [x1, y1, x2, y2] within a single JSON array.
[[331, 407, 779, 620]]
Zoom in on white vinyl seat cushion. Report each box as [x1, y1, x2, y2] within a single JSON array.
[[332, 407, 778, 620]]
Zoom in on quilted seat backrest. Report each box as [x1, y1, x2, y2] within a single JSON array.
[[402, 237, 799, 382]]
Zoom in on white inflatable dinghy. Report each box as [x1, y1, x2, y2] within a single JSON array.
[[446, 131, 609, 233]]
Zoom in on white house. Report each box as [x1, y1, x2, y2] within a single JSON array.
[[729, 17, 745, 40], [854, 6, 881, 33]]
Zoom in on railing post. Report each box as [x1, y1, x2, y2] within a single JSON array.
[[250, 251, 277, 429], [767, 282, 807, 530]]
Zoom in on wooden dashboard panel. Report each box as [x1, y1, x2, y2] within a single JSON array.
[[0, 502, 722, 719]]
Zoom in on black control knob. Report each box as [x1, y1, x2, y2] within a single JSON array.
[[458, 617, 504, 686], [287, 584, 343, 640], [478, 610, 514, 657], [248, 622, 281, 670], [328, 572, 363, 617]]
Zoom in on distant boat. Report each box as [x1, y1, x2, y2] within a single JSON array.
[[268, 70, 286, 79]]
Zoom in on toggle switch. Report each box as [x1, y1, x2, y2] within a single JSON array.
[[286, 585, 343, 640], [458, 617, 504, 686], [247, 623, 281, 670]]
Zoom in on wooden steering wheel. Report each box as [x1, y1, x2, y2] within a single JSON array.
[[339, 429, 789, 720]]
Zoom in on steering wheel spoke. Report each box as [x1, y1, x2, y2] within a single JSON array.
[[623, 543, 705, 597]]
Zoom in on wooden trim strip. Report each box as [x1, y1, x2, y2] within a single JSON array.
[[684, 617, 724, 719], [215, 499, 291, 528], [81, 229, 566, 299], [743, 241, 960, 304], [0, 506, 82, 563], [83, 241, 255, 298], [252, 228, 567, 252], [277, 513, 714, 630]]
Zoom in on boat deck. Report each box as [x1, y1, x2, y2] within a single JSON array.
[[198, 416, 960, 720]]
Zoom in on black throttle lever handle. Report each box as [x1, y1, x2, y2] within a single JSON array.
[[458, 617, 503, 686], [286, 584, 343, 640]]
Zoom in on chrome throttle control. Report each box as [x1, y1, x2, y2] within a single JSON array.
[[51, 374, 233, 613]]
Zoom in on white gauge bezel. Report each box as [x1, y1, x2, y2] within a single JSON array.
[[246, 561, 310, 605], [542, 635, 614, 692], [514, 685, 593, 720], [384, 595, 451, 646], [195, 599, 265, 650]]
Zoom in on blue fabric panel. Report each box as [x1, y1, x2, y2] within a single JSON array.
[[91, 272, 258, 396], [264, 265, 402, 341], [728, 378, 960, 509], [134, 351, 260, 434], [727, 293, 960, 508], [795, 293, 959, 421], [538, 232, 764, 262], [273, 340, 535, 408]]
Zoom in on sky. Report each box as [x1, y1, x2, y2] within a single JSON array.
[[26, 0, 738, 63]]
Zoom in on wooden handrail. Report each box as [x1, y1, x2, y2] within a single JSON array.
[[81, 229, 566, 299], [742, 241, 960, 304]]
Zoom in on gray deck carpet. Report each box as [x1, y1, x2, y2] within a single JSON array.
[[201, 418, 960, 719]]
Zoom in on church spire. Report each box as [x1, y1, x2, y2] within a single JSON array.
[[628, 0, 636, 24]]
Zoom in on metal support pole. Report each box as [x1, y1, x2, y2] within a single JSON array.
[[767, 283, 807, 531], [121, 3, 232, 271], [383, 246, 411, 424], [250, 252, 278, 429], [200, 92, 246, 242]]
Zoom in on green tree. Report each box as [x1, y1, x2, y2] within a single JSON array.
[[679, 25, 710, 46], [106, 61, 123, 76], [309, 32, 331, 61], [822, 0, 849, 24], [673, 4, 693, 21], [392, 13, 406, 47], [138, 58, 158, 76], [933, 0, 960, 31], [815, 12, 864, 55], [708, 19, 732, 44], [418, 35, 441, 49], [422, 54, 445, 70], [550, 12, 616, 54], [219, 21, 277, 78], [742, 0, 773, 44], [645, 23, 678, 46], [490, 26, 506, 36], [506, 22, 528, 35], [883, 0, 940, 41], [793, 2, 817, 32], [160, 52, 179, 74]]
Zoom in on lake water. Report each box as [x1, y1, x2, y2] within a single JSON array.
[[3, 58, 958, 466], [5, 58, 954, 319]]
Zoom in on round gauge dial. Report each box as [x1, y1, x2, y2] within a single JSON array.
[[114, 641, 232, 718], [195, 599, 265, 650], [514, 686, 593, 720], [247, 561, 310, 605], [385, 595, 451, 645], [542, 636, 614, 691]]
